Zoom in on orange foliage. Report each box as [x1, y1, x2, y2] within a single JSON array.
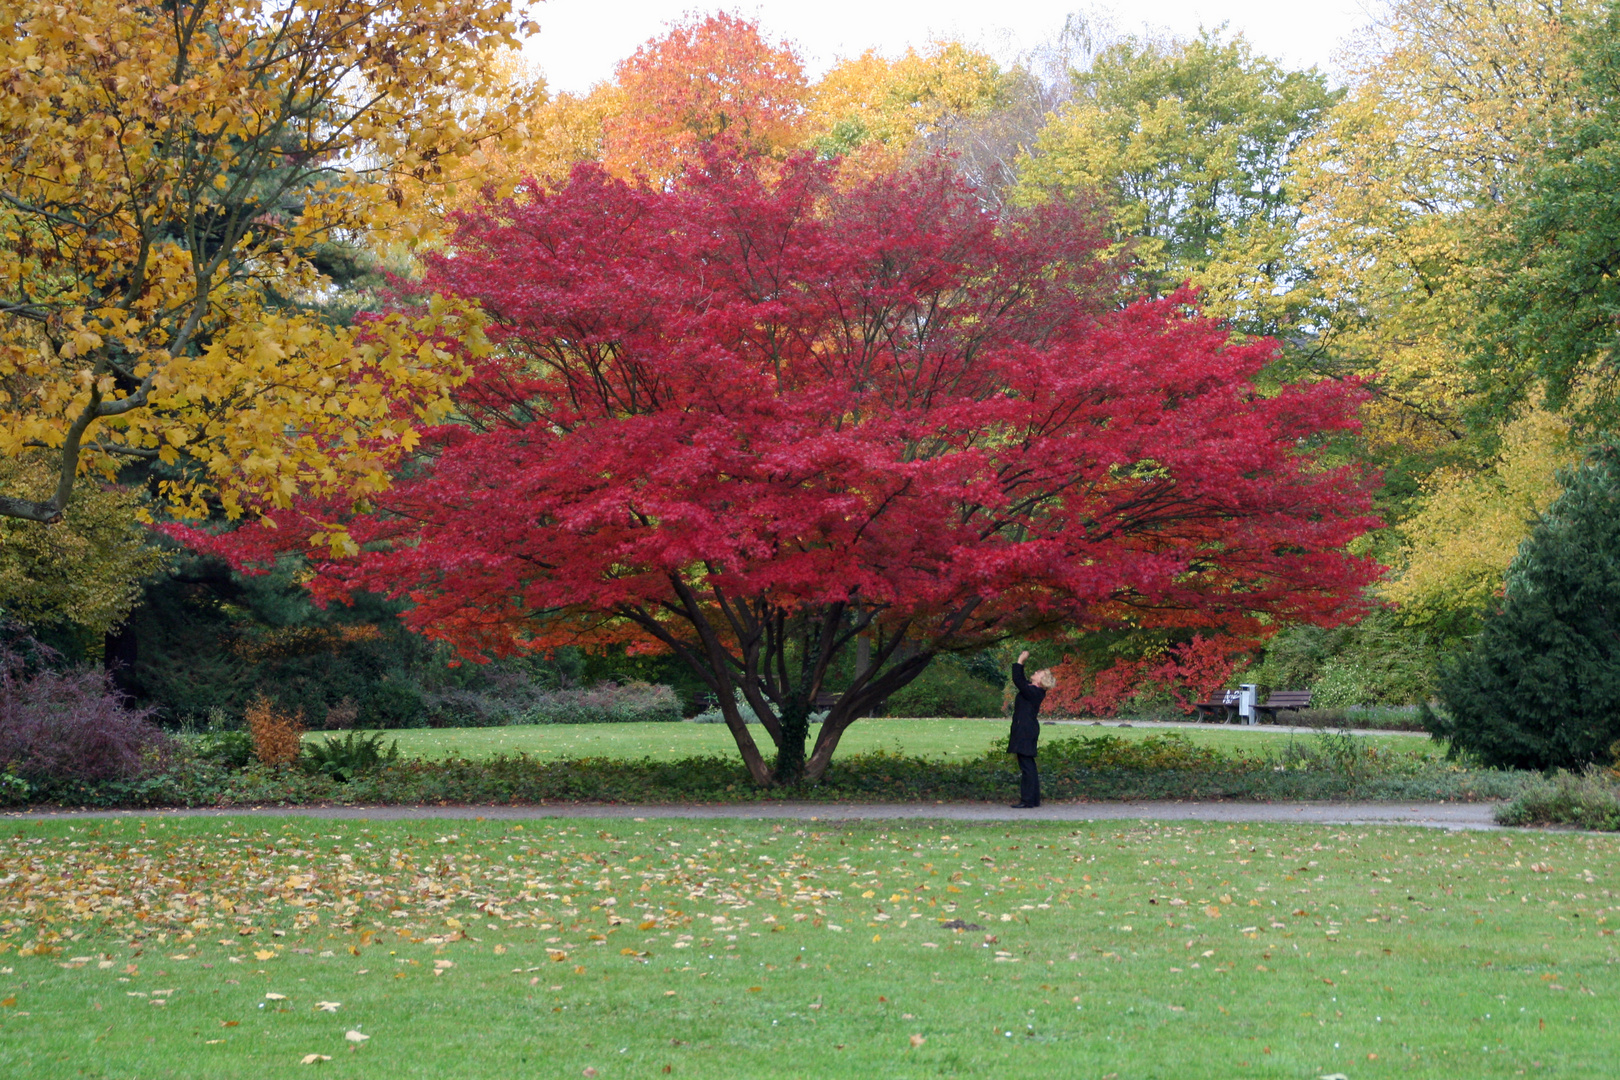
[[245, 694, 307, 766], [602, 13, 807, 184]]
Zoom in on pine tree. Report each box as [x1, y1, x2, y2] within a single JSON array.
[[1432, 441, 1620, 769]]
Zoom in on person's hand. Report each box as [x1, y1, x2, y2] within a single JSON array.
[[1017, 650, 1030, 664]]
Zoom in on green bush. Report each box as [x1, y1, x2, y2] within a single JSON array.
[[181, 729, 255, 770], [1432, 441, 1620, 769], [361, 682, 427, 729], [0, 769, 29, 804], [1249, 611, 1439, 707], [880, 659, 1004, 717], [1495, 769, 1620, 830]]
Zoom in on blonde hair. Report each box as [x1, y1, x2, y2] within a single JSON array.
[[1032, 669, 1056, 689]]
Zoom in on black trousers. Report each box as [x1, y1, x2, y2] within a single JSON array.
[[1017, 754, 1040, 806]]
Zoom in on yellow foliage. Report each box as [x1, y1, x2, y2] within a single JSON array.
[[1385, 404, 1579, 616], [804, 42, 1010, 172], [1293, 0, 1596, 453], [0, 0, 539, 527]]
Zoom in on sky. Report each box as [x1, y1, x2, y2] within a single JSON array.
[[522, 0, 1381, 94]]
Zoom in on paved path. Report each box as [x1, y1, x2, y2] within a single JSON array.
[[1047, 718, 1427, 738], [8, 800, 1501, 830]]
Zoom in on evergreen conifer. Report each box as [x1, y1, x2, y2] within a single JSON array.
[[1431, 441, 1620, 768]]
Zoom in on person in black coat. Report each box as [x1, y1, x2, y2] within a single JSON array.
[[1009, 650, 1055, 808]]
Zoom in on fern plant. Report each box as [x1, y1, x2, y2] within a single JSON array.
[[300, 731, 399, 782]]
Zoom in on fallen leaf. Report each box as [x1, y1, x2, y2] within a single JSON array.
[[220, 1021, 240, 1028], [254, 950, 276, 961], [0, 997, 14, 1007], [583, 1070, 598, 1078], [344, 1030, 369, 1044], [909, 1034, 926, 1048], [300, 1054, 331, 1064], [265, 993, 288, 1001], [314, 1001, 341, 1012]]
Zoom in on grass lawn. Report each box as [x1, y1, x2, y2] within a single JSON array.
[[3, 815, 1612, 1078], [335, 719, 1431, 764]]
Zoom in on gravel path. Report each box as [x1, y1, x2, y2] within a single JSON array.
[[8, 800, 1501, 830]]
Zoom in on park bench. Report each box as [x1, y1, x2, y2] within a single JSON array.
[[1192, 689, 1243, 723], [1254, 689, 1312, 723]]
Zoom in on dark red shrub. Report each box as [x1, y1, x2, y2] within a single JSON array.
[[0, 629, 169, 785]]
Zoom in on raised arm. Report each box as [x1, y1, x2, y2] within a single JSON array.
[[1012, 651, 1041, 700]]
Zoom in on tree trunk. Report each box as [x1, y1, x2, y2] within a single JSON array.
[[719, 691, 775, 786], [773, 693, 812, 784]]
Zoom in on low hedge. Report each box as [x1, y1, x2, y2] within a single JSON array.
[[1495, 769, 1620, 830], [14, 730, 1534, 810]]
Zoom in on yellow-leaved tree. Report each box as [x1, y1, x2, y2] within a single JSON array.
[[806, 42, 1013, 177], [0, 0, 541, 536], [1384, 403, 1579, 622], [1291, 0, 1596, 455]]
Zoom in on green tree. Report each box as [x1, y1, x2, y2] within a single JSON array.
[[0, 456, 164, 640], [1430, 441, 1620, 769], [1018, 29, 1339, 332], [1477, 0, 1620, 425]]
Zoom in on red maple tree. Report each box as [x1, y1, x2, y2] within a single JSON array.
[[190, 150, 1381, 785]]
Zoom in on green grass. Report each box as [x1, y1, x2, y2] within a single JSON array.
[[327, 718, 1431, 764], [3, 815, 1613, 1077]]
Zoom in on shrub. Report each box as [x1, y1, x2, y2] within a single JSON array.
[[1248, 613, 1438, 707], [322, 696, 359, 730], [184, 729, 256, 770], [245, 694, 306, 765], [423, 686, 528, 727], [525, 682, 682, 724], [688, 689, 827, 725], [0, 628, 168, 785], [880, 661, 1003, 717], [1496, 769, 1620, 831], [360, 681, 426, 729], [1432, 441, 1620, 769], [0, 769, 30, 804], [302, 731, 399, 782]]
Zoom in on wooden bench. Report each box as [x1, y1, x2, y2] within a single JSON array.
[[1193, 689, 1243, 723], [1254, 689, 1312, 723]]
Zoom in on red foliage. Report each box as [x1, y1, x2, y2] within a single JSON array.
[[1045, 634, 1253, 718], [202, 148, 1380, 782], [603, 13, 807, 183]]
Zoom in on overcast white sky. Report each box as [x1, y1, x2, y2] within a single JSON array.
[[523, 1, 1381, 94]]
